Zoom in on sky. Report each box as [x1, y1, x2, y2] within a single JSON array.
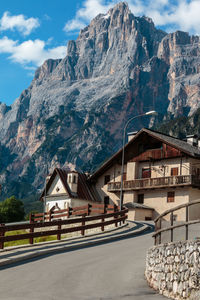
[[1, 0, 200, 106]]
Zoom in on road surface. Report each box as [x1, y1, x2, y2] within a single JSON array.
[[0, 223, 165, 300]]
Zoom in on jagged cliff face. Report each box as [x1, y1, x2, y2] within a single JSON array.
[[0, 2, 200, 200], [158, 31, 200, 116]]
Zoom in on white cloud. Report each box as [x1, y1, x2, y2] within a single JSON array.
[[64, 19, 87, 32], [77, 0, 114, 19], [0, 36, 66, 66], [63, 0, 200, 35], [0, 11, 40, 36], [64, 0, 116, 32]]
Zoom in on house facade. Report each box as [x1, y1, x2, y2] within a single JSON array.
[[90, 128, 200, 221], [40, 168, 100, 212]]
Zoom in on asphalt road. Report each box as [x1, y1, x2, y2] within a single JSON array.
[[0, 225, 165, 300]]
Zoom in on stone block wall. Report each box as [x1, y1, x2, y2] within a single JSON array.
[[145, 241, 200, 299]]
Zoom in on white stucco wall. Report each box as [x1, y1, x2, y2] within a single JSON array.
[[46, 197, 95, 212], [143, 188, 189, 221], [95, 163, 123, 205], [45, 195, 71, 211], [137, 157, 190, 179], [47, 174, 66, 195], [127, 161, 138, 180]]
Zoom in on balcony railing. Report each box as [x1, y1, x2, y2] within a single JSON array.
[[107, 175, 200, 192]]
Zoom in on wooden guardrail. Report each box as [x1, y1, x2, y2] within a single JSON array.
[[108, 175, 200, 192], [30, 203, 116, 223], [0, 204, 128, 249], [153, 199, 200, 245]]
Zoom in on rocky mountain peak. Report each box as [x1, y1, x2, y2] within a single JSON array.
[[0, 102, 10, 121], [0, 2, 200, 203], [34, 58, 62, 83], [55, 1, 166, 83]]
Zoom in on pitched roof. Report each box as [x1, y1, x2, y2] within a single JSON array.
[[40, 168, 99, 202], [144, 128, 200, 157], [90, 128, 200, 180]]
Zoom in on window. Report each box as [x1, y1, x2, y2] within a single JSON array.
[[73, 175, 76, 183], [167, 191, 175, 202], [104, 196, 110, 205], [104, 175, 110, 185], [171, 167, 178, 176], [142, 168, 151, 178], [145, 217, 152, 221], [138, 194, 144, 204]]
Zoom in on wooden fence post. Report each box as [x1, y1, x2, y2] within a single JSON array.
[[57, 223, 61, 240], [170, 212, 174, 243], [122, 207, 125, 224], [0, 224, 5, 249], [114, 205, 118, 227], [29, 213, 33, 224], [49, 211, 52, 222], [104, 204, 107, 214], [159, 218, 162, 244], [29, 214, 34, 245], [101, 216, 105, 232], [87, 204, 90, 216], [67, 207, 70, 218], [81, 216, 85, 236], [186, 206, 189, 240]]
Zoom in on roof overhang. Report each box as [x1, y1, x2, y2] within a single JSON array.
[[89, 128, 200, 181]]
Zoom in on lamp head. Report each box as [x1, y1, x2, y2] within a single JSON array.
[[145, 110, 157, 116]]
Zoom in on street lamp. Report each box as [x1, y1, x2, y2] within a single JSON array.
[[43, 161, 49, 222], [119, 110, 157, 211]]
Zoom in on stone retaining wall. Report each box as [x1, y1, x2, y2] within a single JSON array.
[[145, 241, 200, 299]]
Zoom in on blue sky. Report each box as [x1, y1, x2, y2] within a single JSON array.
[[1, 0, 200, 106]]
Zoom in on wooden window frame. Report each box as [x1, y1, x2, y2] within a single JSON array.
[[167, 191, 175, 203], [142, 168, 151, 178], [171, 167, 178, 176]]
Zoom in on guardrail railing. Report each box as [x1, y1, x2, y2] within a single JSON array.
[[30, 203, 116, 222], [108, 175, 200, 192], [0, 204, 128, 250], [153, 199, 200, 245]]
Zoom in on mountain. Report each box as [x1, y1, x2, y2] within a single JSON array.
[[0, 2, 200, 204], [155, 108, 200, 140]]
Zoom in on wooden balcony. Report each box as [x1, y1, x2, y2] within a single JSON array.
[[107, 175, 200, 192]]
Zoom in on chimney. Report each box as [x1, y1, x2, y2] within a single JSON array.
[[67, 171, 78, 193], [186, 134, 198, 147], [127, 131, 138, 142]]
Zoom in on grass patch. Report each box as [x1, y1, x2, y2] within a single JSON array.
[[4, 230, 59, 248], [5, 230, 29, 247]]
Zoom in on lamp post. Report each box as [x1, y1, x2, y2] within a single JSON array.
[[119, 110, 157, 211], [43, 162, 48, 222], [43, 149, 51, 221]]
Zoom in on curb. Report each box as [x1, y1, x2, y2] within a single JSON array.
[[0, 221, 151, 267]]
